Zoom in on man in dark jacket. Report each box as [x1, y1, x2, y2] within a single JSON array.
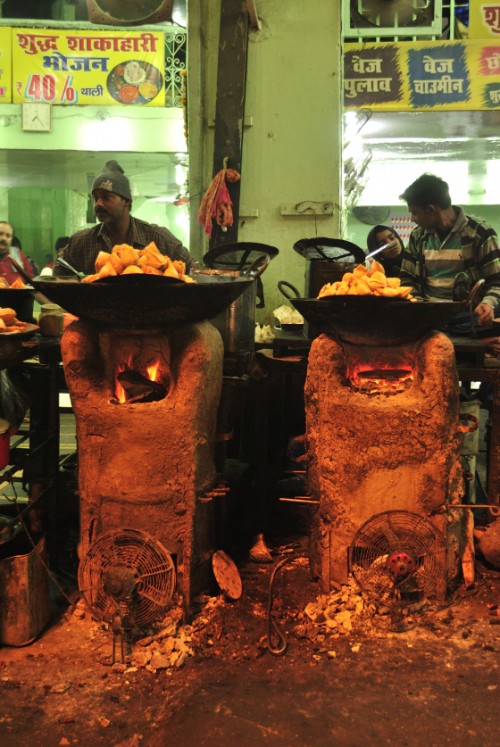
[[57, 160, 191, 276]]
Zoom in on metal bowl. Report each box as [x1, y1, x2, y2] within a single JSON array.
[[0, 288, 35, 323], [0, 323, 39, 368]]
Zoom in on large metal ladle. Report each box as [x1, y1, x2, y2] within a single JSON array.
[[54, 256, 84, 279], [364, 240, 398, 261], [7, 255, 35, 285]]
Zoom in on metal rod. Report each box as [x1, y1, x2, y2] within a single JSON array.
[[278, 496, 319, 505], [365, 240, 398, 261], [452, 504, 500, 516], [246, 0, 261, 29]]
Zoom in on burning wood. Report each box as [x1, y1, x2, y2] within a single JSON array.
[[349, 367, 414, 395], [115, 369, 168, 404]]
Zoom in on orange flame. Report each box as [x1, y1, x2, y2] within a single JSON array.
[[114, 356, 162, 403], [116, 380, 127, 404], [349, 364, 414, 394], [115, 354, 134, 404], [146, 360, 160, 382]]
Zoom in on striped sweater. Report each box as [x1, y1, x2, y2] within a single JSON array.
[[399, 207, 500, 309]]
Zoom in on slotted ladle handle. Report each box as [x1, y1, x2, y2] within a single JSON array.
[[7, 255, 34, 285], [54, 256, 83, 280]]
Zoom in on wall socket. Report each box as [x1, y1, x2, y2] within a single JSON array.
[[280, 201, 334, 216]]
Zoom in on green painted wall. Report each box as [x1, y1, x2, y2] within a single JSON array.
[[0, 102, 187, 272], [8, 188, 71, 270], [191, 0, 343, 323]]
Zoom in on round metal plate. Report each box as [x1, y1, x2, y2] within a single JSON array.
[[212, 550, 242, 600]]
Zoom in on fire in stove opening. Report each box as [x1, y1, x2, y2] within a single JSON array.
[[349, 365, 414, 395], [114, 357, 169, 404], [340, 341, 417, 396]]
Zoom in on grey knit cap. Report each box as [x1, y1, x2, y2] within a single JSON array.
[[92, 160, 132, 201]]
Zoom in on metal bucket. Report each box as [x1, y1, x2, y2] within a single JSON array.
[[0, 530, 51, 646], [193, 268, 259, 353], [199, 245, 277, 354]]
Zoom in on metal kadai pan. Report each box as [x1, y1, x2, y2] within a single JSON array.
[[30, 274, 255, 331], [0, 288, 35, 323], [291, 280, 485, 346]]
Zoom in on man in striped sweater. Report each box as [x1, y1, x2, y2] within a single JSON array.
[[399, 173, 500, 327]]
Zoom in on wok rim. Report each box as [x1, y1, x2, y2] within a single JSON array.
[[0, 322, 39, 340], [292, 296, 463, 310], [291, 296, 465, 345], [31, 274, 256, 330], [33, 274, 254, 287]]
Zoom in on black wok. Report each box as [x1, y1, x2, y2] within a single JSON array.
[[0, 323, 39, 368], [291, 296, 466, 346], [0, 288, 35, 323], [31, 274, 255, 331]]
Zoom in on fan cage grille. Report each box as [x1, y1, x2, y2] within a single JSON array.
[[78, 528, 176, 627], [348, 510, 446, 606]]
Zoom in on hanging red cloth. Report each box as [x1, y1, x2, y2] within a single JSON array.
[[197, 166, 241, 237]]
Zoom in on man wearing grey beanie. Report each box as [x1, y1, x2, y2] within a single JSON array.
[[56, 160, 192, 275]]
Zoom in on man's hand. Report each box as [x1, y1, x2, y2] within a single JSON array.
[[482, 336, 500, 355], [475, 302, 495, 325]]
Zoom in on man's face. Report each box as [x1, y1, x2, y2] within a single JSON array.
[[92, 189, 128, 225], [407, 204, 439, 230], [0, 223, 13, 256], [375, 228, 402, 259]]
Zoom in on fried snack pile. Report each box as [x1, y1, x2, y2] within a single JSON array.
[[317, 261, 414, 299], [0, 277, 27, 289], [0, 307, 28, 334], [273, 304, 304, 325], [82, 242, 195, 284]]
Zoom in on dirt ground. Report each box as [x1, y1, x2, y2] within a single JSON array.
[[0, 528, 499, 747]]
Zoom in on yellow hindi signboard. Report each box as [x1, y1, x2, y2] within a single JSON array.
[[344, 40, 500, 111], [0, 28, 12, 103], [11, 27, 165, 106], [469, 3, 500, 39]]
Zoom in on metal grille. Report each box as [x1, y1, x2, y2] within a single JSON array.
[[164, 28, 186, 107], [342, 0, 469, 41]]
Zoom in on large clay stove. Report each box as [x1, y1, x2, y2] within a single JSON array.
[[61, 319, 223, 617], [305, 331, 468, 597]]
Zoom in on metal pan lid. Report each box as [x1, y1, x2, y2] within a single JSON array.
[[293, 237, 366, 263], [212, 550, 242, 600], [203, 241, 279, 270]]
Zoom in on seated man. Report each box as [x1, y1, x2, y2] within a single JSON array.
[[399, 173, 500, 335], [56, 160, 192, 276]]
